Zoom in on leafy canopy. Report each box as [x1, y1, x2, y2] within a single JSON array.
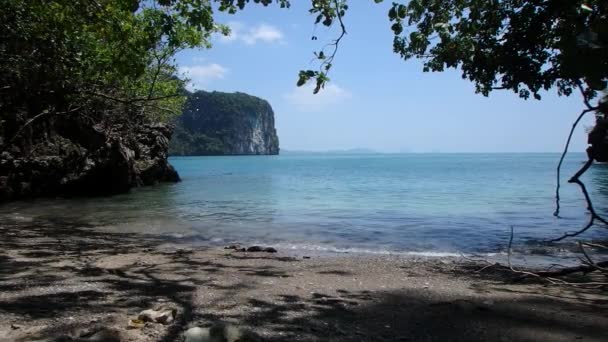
[[3, 0, 606, 133], [0, 0, 289, 132], [298, 1, 607, 101]]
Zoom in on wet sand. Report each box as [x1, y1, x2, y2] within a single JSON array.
[[0, 220, 606, 341]]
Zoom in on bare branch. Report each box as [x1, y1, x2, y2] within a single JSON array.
[[577, 83, 595, 110], [86, 91, 181, 104], [10, 106, 82, 143], [316, 0, 347, 78], [551, 156, 608, 242], [551, 219, 595, 243], [578, 241, 608, 272], [581, 242, 608, 249], [536, 260, 608, 277], [505, 227, 608, 286], [553, 107, 597, 217], [506, 226, 550, 280]]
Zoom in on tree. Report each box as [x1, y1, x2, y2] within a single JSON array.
[[0, 0, 273, 199]]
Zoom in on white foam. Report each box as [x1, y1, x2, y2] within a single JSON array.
[[273, 243, 463, 257], [11, 214, 33, 222]]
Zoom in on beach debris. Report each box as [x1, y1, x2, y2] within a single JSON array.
[[127, 319, 146, 329], [225, 244, 246, 252], [185, 323, 259, 342], [175, 248, 193, 256], [10, 323, 21, 330], [226, 244, 277, 253], [246, 246, 277, 253], [303, 256, 311, 259], [138, 305, 177, 325]]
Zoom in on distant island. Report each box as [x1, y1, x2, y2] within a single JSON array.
[[169, 91, 280, 156]]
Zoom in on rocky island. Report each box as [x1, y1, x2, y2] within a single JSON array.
[[169, 91, 280, 156]]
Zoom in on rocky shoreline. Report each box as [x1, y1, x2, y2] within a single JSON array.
[[0, 121, 180, 201], [0, 221, 606, 341]]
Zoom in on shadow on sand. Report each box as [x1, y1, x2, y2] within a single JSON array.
[[0, 218, 607, 341]]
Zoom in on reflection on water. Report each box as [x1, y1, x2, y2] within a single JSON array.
[[588, 162, 608, 215], [1, 153, 607, 257]]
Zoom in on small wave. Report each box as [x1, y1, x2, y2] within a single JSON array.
[[272, 243, 464, 257], [9, 214, 34, 222]]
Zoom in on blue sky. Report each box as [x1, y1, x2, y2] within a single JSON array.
[[176, 1, 595, 153]]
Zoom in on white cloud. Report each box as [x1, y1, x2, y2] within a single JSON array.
[[284, 84, 352, 112], [179, 63, 228, 91], [242, 23, 284, 45], [218, 22, 284, 45]]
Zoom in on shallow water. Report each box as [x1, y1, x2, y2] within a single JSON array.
[[2, 153, 608, 259]]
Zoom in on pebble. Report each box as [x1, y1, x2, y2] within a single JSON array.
[[138, 305, 177, 325], [184, 327, 210, 342]]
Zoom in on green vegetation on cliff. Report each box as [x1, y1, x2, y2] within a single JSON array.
[[0, 0, 230, 200], [170, 91, 279, 156]]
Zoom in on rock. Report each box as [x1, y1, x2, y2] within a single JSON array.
[[169, 91, 280, 156], [245, 246, 277, 253], [138, 305, 177, 325], [79, 327, 122, 342], [0, 120, 180, 201], [184, 327, 211, 342], [86, 328, 121, 342], [185, 324, 259, 342], [224, 244, 241, 250]]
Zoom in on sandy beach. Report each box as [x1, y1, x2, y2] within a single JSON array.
[[0, 221, 606, 342]]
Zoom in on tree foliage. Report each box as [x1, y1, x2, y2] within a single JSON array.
[[2, 0, 200, 128], [298, 1, 607, 102], [0, 0, 292, 149], [3, 0, 606, 151]]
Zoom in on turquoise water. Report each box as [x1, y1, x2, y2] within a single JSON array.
[[2, 153, 608, 256]]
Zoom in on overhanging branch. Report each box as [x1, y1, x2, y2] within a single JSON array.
[[553, 107, 597, 217]]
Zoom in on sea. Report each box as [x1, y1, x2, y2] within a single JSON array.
[[2, 153, 608, 262]]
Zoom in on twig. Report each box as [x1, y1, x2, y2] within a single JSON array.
[[536, 261, 608, 277], [315, 0, 347, 78], [506, 226, 553, 281], [475, 263, 498, 273], [581, 242, 608, 249], [85, 91, 180, 104], [578, 241, 608, 272]]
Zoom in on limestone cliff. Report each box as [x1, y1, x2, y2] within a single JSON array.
[[169, 91, 280, 156]]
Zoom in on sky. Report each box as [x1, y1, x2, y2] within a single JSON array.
[[175, 1, 596, 153]]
